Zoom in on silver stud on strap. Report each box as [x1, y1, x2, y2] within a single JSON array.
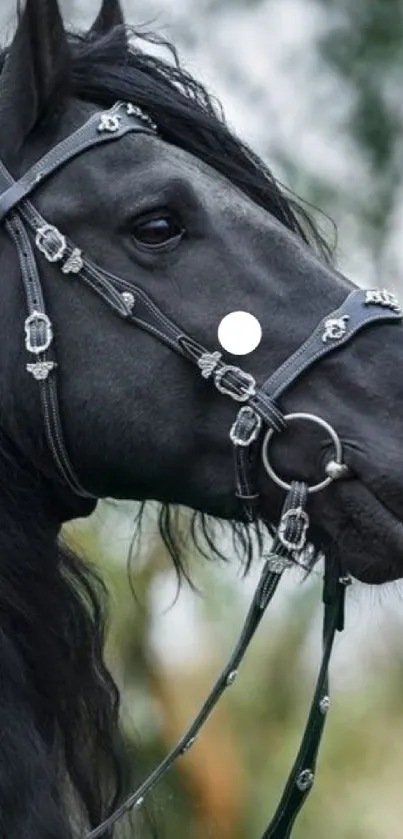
[[62, 248, 83, 275], [180, 737, 196, 755], [197, 351, 222, 380], [121, 291, 135, 313], [319, 695, 330, 714], [133, 796, 144, 810], [322, 315, 349, 343], [97, 113, 121, 133], [26, 361, 56, 381], [365, 288, 401, 314], [126, 102, 158, 132], [296, 769, 314, 791], [266, 554, 293, 574], [226, 670, 238, 686]]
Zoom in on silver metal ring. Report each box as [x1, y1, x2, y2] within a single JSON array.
[[262, 412, 344, 495]]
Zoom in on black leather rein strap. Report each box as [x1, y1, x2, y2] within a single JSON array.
[[84, 482, 348, 839]]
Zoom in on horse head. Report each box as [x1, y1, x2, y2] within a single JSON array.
[[0, 0, 402, 836]]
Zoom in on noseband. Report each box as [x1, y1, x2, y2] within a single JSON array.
[[0, 101, 401, 838]]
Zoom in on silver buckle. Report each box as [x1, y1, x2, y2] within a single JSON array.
[[214, 365, 256, 402], [230, 406, 262, 446], [24, 312, 53, 355], [35, 224, 67, 263], [278, 507, 309, 552]]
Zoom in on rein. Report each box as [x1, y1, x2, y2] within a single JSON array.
[[0, 100, 401, 837]]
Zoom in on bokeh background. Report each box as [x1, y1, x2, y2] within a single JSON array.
[[2, 1, 403, 837]]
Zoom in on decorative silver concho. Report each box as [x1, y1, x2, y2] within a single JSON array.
[[322, 315, 349, 343], [365, 288, 401, 314], [121, 291, 135, 313], [197, 351, 222, 379], [26, 361, 56, 381], [296, 769, 314, 792], [265, 554, 293, 574], [319, 695, 330, 715], [126, 103, 158, 132], [62, 248, 83, 275], [97, 113, 121, 133]]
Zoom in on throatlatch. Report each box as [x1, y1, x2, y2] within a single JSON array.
[[0, 100, 402, 838]]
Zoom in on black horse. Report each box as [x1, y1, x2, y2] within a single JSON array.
[[0, 0, 402, 836]]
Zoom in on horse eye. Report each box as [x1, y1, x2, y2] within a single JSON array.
[[132, 214, 184, 248]]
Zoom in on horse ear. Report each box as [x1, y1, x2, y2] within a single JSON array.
[[89, 0, 125, 37], [0, 0, 70, 160]]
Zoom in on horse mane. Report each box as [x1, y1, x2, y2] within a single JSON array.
[[68, 26, 331, 259], [0, 21, 326, 837]]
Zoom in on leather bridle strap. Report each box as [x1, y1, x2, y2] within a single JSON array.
[[84, 482, 348, 839], [0, 102, 156, 223], [262, 563, 348, 838]]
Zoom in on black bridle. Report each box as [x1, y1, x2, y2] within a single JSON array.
[[0, 100, 401, 838]]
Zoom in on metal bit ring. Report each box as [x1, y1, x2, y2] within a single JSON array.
[[262, 412, 345, 495]]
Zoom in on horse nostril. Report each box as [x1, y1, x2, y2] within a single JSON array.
[[324, 460, 352, 481]]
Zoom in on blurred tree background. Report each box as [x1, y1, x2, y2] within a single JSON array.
[[2, 0, 403, 836]]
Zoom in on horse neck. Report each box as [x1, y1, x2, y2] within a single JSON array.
[[0, 440, 73, 837]]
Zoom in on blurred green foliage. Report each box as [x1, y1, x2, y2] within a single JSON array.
[[312, 0, 403, 261]]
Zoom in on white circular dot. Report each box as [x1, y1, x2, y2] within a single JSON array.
[[217, 311, 262, 356]]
